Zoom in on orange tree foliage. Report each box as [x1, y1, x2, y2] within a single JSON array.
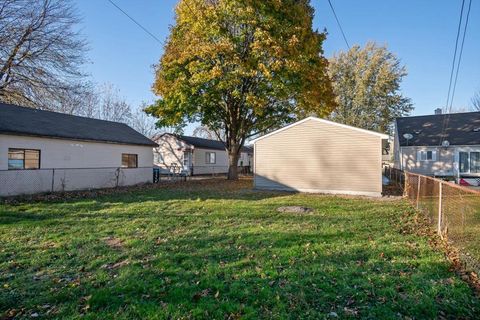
[[147, 0, 336, 179]]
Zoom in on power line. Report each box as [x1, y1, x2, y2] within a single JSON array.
[[444, 0, 465, 112], [326, 0, 350, 50], [439, 0, 472, 145], [106, 0, 163, 45], [448, 0, 472, 112]]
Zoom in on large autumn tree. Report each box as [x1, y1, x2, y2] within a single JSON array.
[[328, 42, 413, 133], [147, 0, 336, 179]]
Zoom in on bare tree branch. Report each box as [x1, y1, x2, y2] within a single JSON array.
[[0, 0, 88, 110], [472, 90, 480, 112]]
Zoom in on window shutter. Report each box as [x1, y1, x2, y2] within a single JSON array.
[[417, 151, 422, 161], [432, 150, 437, 161]]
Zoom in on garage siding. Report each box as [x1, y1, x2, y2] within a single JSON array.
[[254, 119, 383, 196]]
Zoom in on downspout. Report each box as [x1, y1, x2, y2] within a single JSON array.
[[400, 146, 403, 171]]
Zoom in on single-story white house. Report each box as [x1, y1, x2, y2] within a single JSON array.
[[0, 103, 157, 196], [153, 133, 253, 175], [252, 117, 388, 197], [394, 109, 480, 185]]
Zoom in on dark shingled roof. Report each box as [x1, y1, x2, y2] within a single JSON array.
[[0, 103, 157, 146], [396, 111, 480, 147], [175, 134, 253, 153]]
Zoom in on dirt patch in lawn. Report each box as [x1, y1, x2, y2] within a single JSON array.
[[101, 259, 130, 270], [277, 206, 313, 213], [103, 236, 124, 249]]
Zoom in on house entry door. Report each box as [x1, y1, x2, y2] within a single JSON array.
[[183, 151, 192, 172]]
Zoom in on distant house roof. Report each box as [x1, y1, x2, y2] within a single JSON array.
[[163, 134, 253, 153], [396, 111, 480, 147], [0, 103, 157, 146]]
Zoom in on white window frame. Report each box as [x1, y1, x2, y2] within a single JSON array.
[[153, 152, 163, 163], [417, 149, 437, 162], [206, 152, 216, 164], [458, 151, 480, 174], [183, 151, 192, 168]]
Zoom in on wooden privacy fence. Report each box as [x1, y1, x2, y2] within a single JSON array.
[[386, 167, 480, 274]]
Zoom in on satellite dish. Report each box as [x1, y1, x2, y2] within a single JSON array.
[[403, 133, 413, 146], [442, 140, 450, 148]]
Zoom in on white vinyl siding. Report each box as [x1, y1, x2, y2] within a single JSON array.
[[254, 118, 384, 197], [417, 150, 437, 162], [153, 152, 163, 163]]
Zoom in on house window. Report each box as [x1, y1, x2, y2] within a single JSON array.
[[8, 148, 40, 170], [183, 151, 190, 167], [153, 152, 163, 163], [459, 152, 469, 173], [459, 151, 480, 173], [471, 152, 480, 173], [206, 152, 216, 164], [121, 154, 138, 168], [418, 150, 436, 161]]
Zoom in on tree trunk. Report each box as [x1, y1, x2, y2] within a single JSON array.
[[227, 150, 240, 180]]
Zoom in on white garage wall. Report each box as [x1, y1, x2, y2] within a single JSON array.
[[253, 118, 385, 197]]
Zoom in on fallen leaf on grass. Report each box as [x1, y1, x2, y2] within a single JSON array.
[[78, 295, 91, 314], [192, 288, 211, 302], [155, 237, 168, 245], [343, 307, 358, 316], [4, 308, 23, 318]]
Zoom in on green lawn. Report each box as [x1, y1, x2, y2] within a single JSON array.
[[1, 179, 479, 319]]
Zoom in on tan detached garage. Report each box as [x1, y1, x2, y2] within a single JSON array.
[[252, 117, 389, 197]]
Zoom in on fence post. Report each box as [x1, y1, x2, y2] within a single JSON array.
[[403, 171, 407, 196], [115, 167, 120, 187], [416, 176, 421, 209], [437, 181, 443, 237], [51, 168, 55, 192]]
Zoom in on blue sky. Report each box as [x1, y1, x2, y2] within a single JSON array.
[[75, 0, 479, 133]]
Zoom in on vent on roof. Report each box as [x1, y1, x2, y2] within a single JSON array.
[[473, 127, 480, 132]]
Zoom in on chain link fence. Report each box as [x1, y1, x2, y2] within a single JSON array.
[[386, 166, 480, 274], [0, 167, 153, 197], [155, 165, 252, 178]]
